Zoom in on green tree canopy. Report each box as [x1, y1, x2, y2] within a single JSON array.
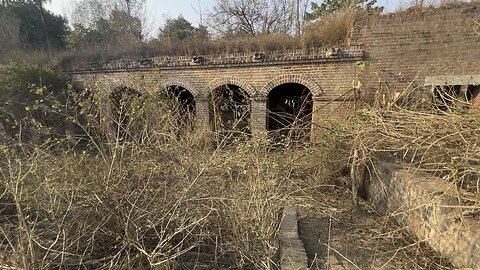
[[66, 9, 143, 50], [305, 0, 383, 20], [159, 16, 209, 41], [0, 0, 69, 50]]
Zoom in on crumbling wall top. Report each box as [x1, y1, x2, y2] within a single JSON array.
[[68, 47, 365, 73]]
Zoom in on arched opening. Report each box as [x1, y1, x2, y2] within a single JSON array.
[[67, 88, 95, 146], [165, 85, 196, 129], [110, 86, 143, 141], [266, 83, 313, 143], [209, 84, 251, 141]]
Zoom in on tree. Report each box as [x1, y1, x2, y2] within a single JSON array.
[[34, 0, 53, 57], [72, 0, 111, 28], [71, 0, 146, 43], [67, 8, 143, 50], [1, 1, 69, 51], [159, 16, 209, 41], [208, 0, 303, 36], [0, 7, 21, 52], [305, 0, 383, 21], [109, 9, 143, 42]]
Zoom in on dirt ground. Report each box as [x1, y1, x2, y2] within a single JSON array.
[[295, 179, 454, 270]]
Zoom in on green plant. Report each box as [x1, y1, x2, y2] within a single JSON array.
[[0, 62, 70, 141]]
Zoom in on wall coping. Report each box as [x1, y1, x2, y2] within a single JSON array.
[[425, 75, 480, 86], [67, 47, 364, 74], [279, 206, 309, 269]]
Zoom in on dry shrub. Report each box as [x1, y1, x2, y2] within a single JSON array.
[[396, 0, 479, 14], [58, 33, 300, 68], [352, 87, 480, 205], [210, 33, 299, 54], [302, 9, 357, 49], [0, 49, 58, 66], [0, 84, 347, 269]]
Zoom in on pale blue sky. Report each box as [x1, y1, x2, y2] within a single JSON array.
[[46, 0, 400, 34]]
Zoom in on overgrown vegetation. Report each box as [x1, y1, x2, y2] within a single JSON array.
[[0, 63, 70, 141], [302, 8, 357, 48], [0, 67, 351, 268], [1, 0, 479, 268], [0, 62, 472, 268], [353, 85, 480, 203]]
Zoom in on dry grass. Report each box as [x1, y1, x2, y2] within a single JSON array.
[[0, 76, 474, 268], [56, 34, 300, 68], [395, 0, 479, 13], [0, 86, 348, 269], [302, 8, 357, 49], [352, 86, 480, 206]]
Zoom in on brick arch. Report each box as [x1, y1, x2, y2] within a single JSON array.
[[206, 76, 257, 97], [162, 80, 201, 98], [260, 75, 323, 97]]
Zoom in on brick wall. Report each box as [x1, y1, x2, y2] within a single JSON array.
[[73, 59, 360, 133], [71, 3, 480, 133], [350, 3, 480, 101]]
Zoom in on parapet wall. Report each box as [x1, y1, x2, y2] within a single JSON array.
[[69, 47, 364, 73], [350, 3, 480, 99], [366, 161, 480, 268]]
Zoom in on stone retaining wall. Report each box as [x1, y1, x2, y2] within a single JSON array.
[[366, 161, 480, 268], [279, 206, 309, 270]]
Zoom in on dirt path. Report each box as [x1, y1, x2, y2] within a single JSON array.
[[295, 181, 453, 270]]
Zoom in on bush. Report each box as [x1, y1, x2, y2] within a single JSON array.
[[0, 62, 70, 141], [0, 77, 349, 269], [302, 8, 357, 48]]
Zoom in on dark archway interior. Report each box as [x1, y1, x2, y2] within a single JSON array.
[[166, 86, 196, 114], [433, 85, 462, 111], [209, 84, 251, 139], [166, 86, 196, 130], [110, 86, 142, 141], [266, 83, 313, 142], [467, 85, 480, 107]]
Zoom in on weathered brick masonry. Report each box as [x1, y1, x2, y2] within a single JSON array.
[[350, 3, 480, 100], [71, 3, 480, 132], [72, 49, 363, 134]]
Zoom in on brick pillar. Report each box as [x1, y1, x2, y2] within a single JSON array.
[[251, 98, 267, 138], [195, 97, 210, 128], [311, 97, 327, 138], [312, 97, 356, 137]]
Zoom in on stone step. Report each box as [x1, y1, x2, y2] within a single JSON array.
[[280, 206, 309, 270]]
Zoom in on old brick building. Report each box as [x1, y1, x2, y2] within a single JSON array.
[[71, 3, 480, 138]]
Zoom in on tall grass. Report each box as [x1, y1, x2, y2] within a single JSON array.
[[0, 83, 349, 269], [352, 84, 480, 203], [302, 8, 357, 49]]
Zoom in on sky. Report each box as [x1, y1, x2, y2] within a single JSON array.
[[45, 0, 401, 35]]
